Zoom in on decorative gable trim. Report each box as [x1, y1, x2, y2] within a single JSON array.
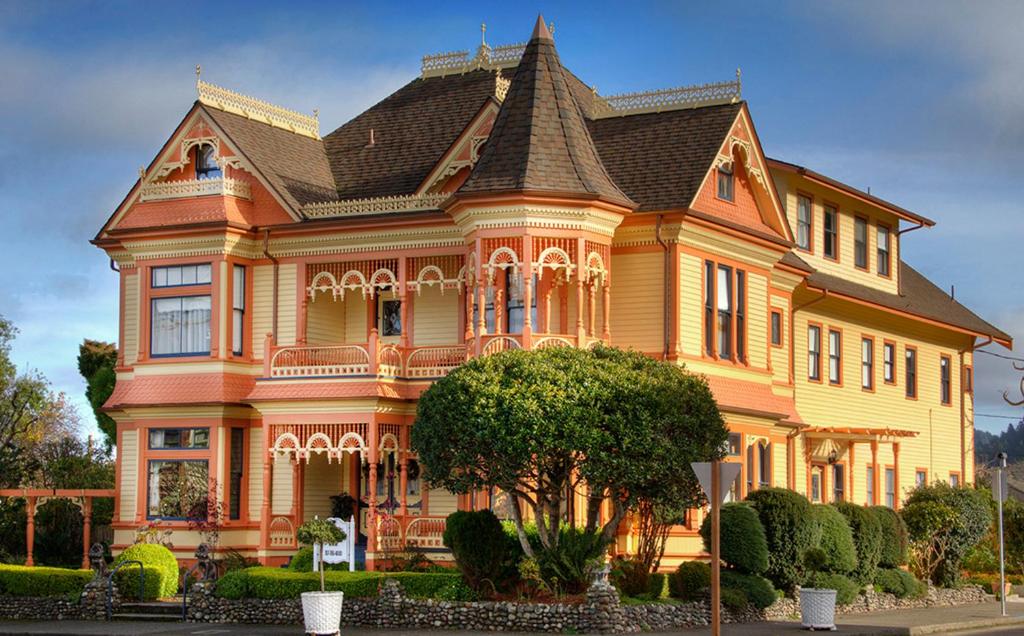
[[197, 77, 320, 140], [416, 101, 499, 195]]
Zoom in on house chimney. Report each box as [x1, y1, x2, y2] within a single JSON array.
[[366, 128, 376, 148]]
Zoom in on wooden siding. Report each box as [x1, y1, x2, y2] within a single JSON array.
[[119, 429, 138, 522], [271, 457, 293, 516], [247, 430, 264, 522], [303, 454, 341, 521], [251, 265, 273, 358], [610, 251, 662, 353], [306, 293, 346, 345], [414, 286, 459, 345], [123, 273, 139, 365]]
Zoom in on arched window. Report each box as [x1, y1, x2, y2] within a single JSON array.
[[195, 144, 222, 180]]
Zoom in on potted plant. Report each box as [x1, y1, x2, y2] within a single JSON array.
[[799, 548, 837, 631], [296, 516, 347, 635]]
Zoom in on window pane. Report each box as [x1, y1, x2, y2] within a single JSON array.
[[704, 262, 714, 356], [166, 267, 182, 286], [797, 196, 811, 249], [153, 268, 167, 287], [829, 330, 841, 384], [233, 309, 243, 355], [381, 299, 402, 336], [196, 264, 212, 284], [229, 428, 244, 520], [855, 218, 868, 268], [771, 312, 781, 345], [149, 427, 210, 449], [716, 267, 731, 311], [148, 460, 209, 519], [823, 207, 837, 258], [717, 266, 732, 358], [877, 226, 891, 275], [181, 265, 197, 285], [233, 266, 245, 309]]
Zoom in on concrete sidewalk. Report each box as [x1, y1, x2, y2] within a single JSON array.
[[0, 603, 1022, 636]]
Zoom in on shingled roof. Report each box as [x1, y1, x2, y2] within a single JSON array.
[[588, 103, 742, 212], [804, 261, 1011, 344], [322, 70, 498, 200], [203, 104, 336, 210], [457, 17, 635, 208]]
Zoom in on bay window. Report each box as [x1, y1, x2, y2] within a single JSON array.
[[704, 261, 746, 362], [151, 296, 211, 356], [473, 270, 536, 335]]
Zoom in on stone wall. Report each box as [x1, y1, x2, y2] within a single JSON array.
[[0, 578, 114, 622]]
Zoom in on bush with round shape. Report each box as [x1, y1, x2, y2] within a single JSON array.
[[721, 570, 776, 609], [113, 543, 180, 600], [699, 502, 768, 575], [442, 510, 510, 592], [720, 587, 748, 612], [870, 506, 909, 568], [745, 487, 817, 591], [874, 567, 925, 599], [806, 572, 860, 605], [670, 560, 710, 601], [902, 483, 991, 587], [833, 501, 882, 585], [811, 504, 857, 575]]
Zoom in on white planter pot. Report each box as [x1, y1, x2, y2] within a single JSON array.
[[300, 591, 344, 635], [799, 587, 837, 631]]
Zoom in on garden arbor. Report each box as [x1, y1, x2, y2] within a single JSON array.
[[0, 488, 114, 568], [411, 345, 728, 556]]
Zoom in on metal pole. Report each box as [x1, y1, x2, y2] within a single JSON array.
[[711, 459, 721, 636], [998, 452, 1008, 617]]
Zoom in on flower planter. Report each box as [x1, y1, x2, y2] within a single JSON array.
[[799, 587, 837, 631], [300, 591, 344, 635]]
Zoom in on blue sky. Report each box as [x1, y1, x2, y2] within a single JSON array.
[[1, 0, 1022, 437]]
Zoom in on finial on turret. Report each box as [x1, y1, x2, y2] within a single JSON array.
[[313, 108, 319, 121], [481, 22, 487, 47], [196, 64, 201, 81], [549, 22, 555, 37]]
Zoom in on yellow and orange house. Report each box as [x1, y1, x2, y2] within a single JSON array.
[[92, 18, 1010, 569]]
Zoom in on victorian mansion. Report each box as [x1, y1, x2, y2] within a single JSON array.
[[92, 17, 1010, 568]]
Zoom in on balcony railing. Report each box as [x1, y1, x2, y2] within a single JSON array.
[[139, 177, 252, 202], [263, 333, 608, 380]]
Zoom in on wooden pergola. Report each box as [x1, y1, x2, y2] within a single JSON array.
[[0, 488, 115, 568]]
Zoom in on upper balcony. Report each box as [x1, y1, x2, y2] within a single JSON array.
[[139, 177, 252, 202], [262, 332, 606, 381]]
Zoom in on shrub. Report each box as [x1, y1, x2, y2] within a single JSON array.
[[213, 567, 461, 600], [745, 488, 817, 591], [721, 570, 776, 609], [286, 546, 349, 573], [902, 483, 991, 587], [443, 510, 509, 592], [874, 567, 925, 599], [0, 564, 93, 597], [113, 543, 179, 600], [699, 502, 768, 575], [433, 576, 478, 601], [670, 560, 710, 601], [870, 506, 909, 568], [811, 504, 857, 575], [806, 572, 860, 605], [610, 557, 651, 598], [833, 502, 882, 585], [536, 527, 606, 594], [720, 586, 748, 612]]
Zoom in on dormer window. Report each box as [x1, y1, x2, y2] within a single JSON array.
[[717, 164, 734, 202], [195, 144, 222, 180]]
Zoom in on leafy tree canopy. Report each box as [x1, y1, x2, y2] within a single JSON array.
[[411, 345, 727, 557], [77, 339, 117, 450]]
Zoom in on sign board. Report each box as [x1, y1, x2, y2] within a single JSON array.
[[691, 462, 742, 505], [312, 516, 356, 572]]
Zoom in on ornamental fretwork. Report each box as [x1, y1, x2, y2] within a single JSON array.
[[196, 73, 320, 140]]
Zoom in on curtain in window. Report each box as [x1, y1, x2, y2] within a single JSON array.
[[182, 296, 211, 353], [148, 460, 209, 518], [152, 296, 210, 355], [232, 266, 245, 354], [717, 265, 732, 358]]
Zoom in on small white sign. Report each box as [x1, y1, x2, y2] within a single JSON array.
[[691, 462, 743, 505], [312, 516, 356, 572]]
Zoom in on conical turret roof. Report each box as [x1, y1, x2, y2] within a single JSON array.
[[458, 16, 635, 209]]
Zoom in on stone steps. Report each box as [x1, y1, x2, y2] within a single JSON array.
[[112, 600, 182, 622]]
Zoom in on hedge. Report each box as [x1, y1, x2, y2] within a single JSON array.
[[215, 567, 461, 600], [811, 504, 857, 575], [833, 502, 882, 585], [721, 570, 776, 610], [0, 564, 93, 597], [113, 543, 179, 600], [870, 506, 908, 568], [443, 510, 510, 591], [670, 561, 710, 601], [745, 488, 817, 591], [874, 567, 925, 599], [699, 502, 768, 575], [286, 546, 351, 572], [807, 572, 860, 605]]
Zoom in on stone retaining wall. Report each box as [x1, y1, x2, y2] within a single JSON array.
[[0, 579, 115, 622]]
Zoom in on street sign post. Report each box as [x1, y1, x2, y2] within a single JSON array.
[[691, 461, 742, 636], [996, 453, 1008, 616]]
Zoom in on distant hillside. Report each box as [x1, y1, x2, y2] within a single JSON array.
[[976, 420, 1024, 469]]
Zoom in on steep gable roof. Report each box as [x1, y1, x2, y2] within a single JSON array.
[[588, 102, 742, 212], [323, 70, 498, 200], [457, 17, 634, 208], [202, 104, 336, 210]]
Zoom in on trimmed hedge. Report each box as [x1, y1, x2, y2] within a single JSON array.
[[699, 502, 768, 575], [0, 564, 93, 597], [670, 561, 710, 601], [833, 502, 882, 585], [874, 567, 925, 599], [745, 488, 817, 591], [721, 570, 776, 610], [443, 510, 510, 591], [870, 506, 908, 568], [215, 567, 461, 600], [807, 572, 860, 605], [113, 543, 179, 600], [811, 504, 857, 575]]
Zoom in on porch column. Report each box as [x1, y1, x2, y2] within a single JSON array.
[[398, 257, 409, 350], [602, 280, 611, 341], [871, 440, 880, 506], [366, 418, 380, 569], [25, 497, 36, 567], [259, 427, 273, 558], [522, 237, 533, 349], [587, 283, 596, 338], [474, 239, 486, 356], [893, 442, 901, 509], [399, 427, 409, 516], [543, 287, 553, 334], [81, 498, 93, 570]]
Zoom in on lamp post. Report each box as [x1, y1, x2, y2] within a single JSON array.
[[997, 452, 1008, 617]]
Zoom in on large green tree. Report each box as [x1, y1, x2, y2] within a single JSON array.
[[411, 345, 727, 557], [77, 339, 117, 450]]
